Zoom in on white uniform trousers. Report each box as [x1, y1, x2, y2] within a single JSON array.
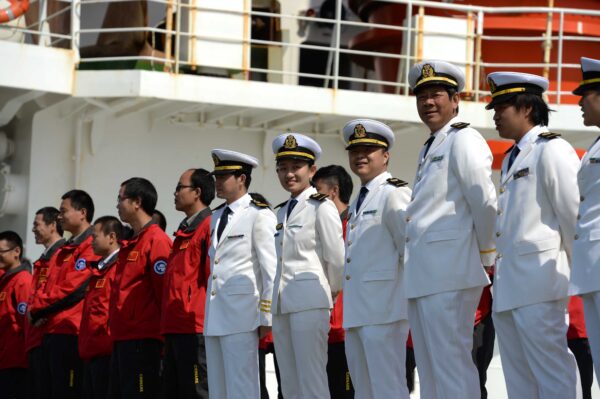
[[408, 286, 482, 399], [272, 309, 330, 399], [205, 330, 260, 399], [345, 320, 410, 399], [582, 291, 600, 388], [493, 299, 580, 399]]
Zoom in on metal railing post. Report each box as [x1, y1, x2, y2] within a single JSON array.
[[402, 1, 413, 95], [71, 0, 80, 64], [175, 0, 182, 74], [556, 11, 564, 105], [474, 10, 483, 102], [332, 0, 343, 90]]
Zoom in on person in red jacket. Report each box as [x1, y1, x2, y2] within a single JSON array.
[[0, 231, 32, 399], [80, 216, 123, 399], [314, 164, 355, 398], [160, 168, 214, 399], [108, 177, 172, 399], [568, 296, 594, 399], [29, 190, 99, 399], [26, 206, 65, 399]]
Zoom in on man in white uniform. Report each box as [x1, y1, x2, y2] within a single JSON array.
[[204, 149, 277, 399], [571, 57, 600, 386], [488, 72, 580, 399], [341, 119, 412, 399], [404, 60, 497, 399], [271, 133, 345, 399]]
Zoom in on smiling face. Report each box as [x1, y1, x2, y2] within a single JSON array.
[[276, 159, 316, 197], [348, 146, 389, 185], [32, 214, 54, 245], [416, 86, 459, 132], [0, 239, 20, 270], [579, 90, 600, 127], [58, 198, 86, 234]]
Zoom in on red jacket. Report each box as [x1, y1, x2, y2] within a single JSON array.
[[0, 262, 32, 369], [329, 209, 349, 344], [475, 270, 494, 326], [567, 296, 587, 340], [161, 209, 211, 335], [110, 222, 172, 342], [25, 239, 65, 352], [29, 229, 99, 335], [79, 251, 119, 360]]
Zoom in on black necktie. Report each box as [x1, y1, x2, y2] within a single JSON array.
[[507, 146, 520, 171], [423, 135, 435, 157], [356, 187, 369, 212], [216, 207, 231, 241], [287, 199, 298, 220]]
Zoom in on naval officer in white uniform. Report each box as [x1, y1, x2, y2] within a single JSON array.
[[571, 57, 600, 385], [204, 149, 277, 399], [341, 119, 412, 399], [404, 60, 497, 399], [270, 133, 345, 399], [488, 72, 580, 399]]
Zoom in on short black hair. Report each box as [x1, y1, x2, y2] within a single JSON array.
[[0, 230, 23, 260], [233, 170, 252, 189], [506, 93, 552, 126], [121, 177, 157, 215], [94, 216, 124, 242], [313, 164, 354, 204], [152, 210, 167, 232], [35, 206, 63, 236], [190, 168, 215, 206], [61, 190, 95, 223]]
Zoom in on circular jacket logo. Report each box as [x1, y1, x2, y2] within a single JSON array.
[[17, 302, 27, 315], [75, 258, 87, 271], [153, 260, 167, 275]]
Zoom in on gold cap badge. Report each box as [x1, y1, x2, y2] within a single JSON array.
[[284, 135, 298, 150], [354, 124, 367, 138], [422, 64, 435, 79]]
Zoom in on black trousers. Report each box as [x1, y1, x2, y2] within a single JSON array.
[[161, 334, 209, 399], [472, 313, 496, 399], [83, 356, 111, 399], [27, 345, 49, 399], [258, 346, 282, 399], [43, 334, 83, 399], [108, 339, 162, 399], [568, 338, 594, 399], [327, 342, 354, 398], [0, 368, 27, 399]]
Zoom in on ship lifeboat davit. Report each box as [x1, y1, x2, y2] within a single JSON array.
[[349, 0, 600, 104], [0, 0, 29, 23]]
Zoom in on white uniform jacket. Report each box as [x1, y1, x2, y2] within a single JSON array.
[[271, 186, 345, 315], [494, 126, 580, 312], [572, 137, 600, 295], [404, 117, 496, 299], [204, 194, 277, 336], [342, 171, 411, 329]]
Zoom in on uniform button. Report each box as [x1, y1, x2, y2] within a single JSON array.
[[406, 216, 411, 222], [497, 209, 502, 215], [581, 196, 585, 201], [496, 253, 503, 260], [214, 259, 219, 264], [346, 258, 351, 263], [211, 290, 216, 296], [212, 275, 217, 280], [577, 214, 581, 220], [279, 257, 283, 262], [346, 275, 351, 280], [405, 237, 410, 243], [351, 224, 356, 230], [575, 234, 579, 240], [496, 232, 501, 237], [347, 241, 352, 246], [499, 187, 505, 194]]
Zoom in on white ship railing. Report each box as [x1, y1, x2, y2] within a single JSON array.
[[2, 0, 600, 105]]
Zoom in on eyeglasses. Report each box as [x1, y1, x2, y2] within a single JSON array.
[[0, 246, 16, 254], [175, 184, 195, 192]]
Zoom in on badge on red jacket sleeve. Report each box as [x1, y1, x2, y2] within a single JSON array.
[[153, 260, 167, 275], [75, 258, 87, 271]]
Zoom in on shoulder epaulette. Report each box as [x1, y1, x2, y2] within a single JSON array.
[[538, 132, 561, 140], [451, 122, 470, 129], [274, 200, 288, 209], [212, 202, 226, 211], [251, 199, 270, 208], [504, 144, 515, 154], [386, 177, 408, 187], [309, 193, 328, 202]]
